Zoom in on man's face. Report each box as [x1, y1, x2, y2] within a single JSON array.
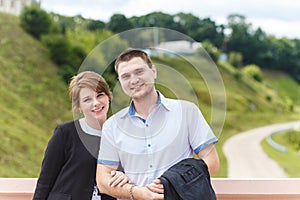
[[118, 57, 156, 100]]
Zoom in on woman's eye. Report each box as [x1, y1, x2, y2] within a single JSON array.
[[97, 93, 104, 97]]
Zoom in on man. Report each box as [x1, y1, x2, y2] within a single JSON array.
[[97, 48, 220, 200]]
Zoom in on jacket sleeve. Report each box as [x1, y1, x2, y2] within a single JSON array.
[[33, 125, 67, 200]]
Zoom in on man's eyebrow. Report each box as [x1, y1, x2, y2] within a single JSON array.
[[134, 68, 146, 71], [120, 72, 129, 76]]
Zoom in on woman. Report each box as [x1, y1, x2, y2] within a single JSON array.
[[33, 71, 127, 200]]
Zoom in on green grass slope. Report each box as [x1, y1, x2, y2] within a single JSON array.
[[0, 12, 72, 177], [215, 63, 300, 177]]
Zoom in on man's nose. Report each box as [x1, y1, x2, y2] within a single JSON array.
[[130, 74, 139, 83]]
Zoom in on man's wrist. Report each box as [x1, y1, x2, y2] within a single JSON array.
[[129, 184, 136, 200]]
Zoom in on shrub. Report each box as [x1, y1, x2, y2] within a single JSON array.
[[286, 130, 300, 151], [41, 34, 70, 65], [20, 5, 51, 39], [242, 64, 263, 82], [228, 51, 243, 68]]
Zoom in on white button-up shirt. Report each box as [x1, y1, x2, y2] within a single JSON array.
[[98, 91, 217, 187]]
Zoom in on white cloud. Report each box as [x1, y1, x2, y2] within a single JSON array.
[[250, 18, 300, 38]]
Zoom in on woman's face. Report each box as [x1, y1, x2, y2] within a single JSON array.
[[78, 87, 109, 128]]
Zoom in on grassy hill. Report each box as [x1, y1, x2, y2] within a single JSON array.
[[0, 12, 72, 177], [214, 63, 300, 176], [0, 12, 299, 178]]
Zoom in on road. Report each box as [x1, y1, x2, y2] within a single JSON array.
[[223, 120, 300, 178]]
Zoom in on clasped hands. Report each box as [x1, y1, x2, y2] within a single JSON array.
[[109, 170, 164, 200]]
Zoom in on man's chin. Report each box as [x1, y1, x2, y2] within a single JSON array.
[[130, 92, 143, 100]]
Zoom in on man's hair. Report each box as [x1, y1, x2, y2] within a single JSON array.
[[114, 48, 153, 74]]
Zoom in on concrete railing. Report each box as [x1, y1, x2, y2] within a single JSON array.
[[212, 178, 300, 199], [1, 178, 300, 199]]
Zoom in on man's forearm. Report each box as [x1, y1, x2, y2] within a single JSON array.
[[197, 144, 220, 176], [96, 164, 163, 199], [98, 181, 150, 200], [96, 165, 131, 198], [100, 182, 133, 199], [98, 179, 161, 200]]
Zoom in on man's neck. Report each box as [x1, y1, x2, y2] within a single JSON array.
[[133, 90, 158, 119]]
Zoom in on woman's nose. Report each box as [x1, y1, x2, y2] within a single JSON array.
[[92, 97, 100, 105]]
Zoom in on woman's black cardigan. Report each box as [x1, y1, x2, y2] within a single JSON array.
[[33, 120, 115, 200]]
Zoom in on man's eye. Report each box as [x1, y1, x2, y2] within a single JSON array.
[[136, 70, 144, 75], [121, 75, 130, 80]]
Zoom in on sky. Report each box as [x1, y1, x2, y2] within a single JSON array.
[[40, 0, 300, 39]]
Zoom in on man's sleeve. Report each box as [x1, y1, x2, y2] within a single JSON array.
[[188, 103, 218, 154], [97, 118, 120, 166]]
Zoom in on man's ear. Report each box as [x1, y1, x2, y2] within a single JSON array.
[[152, 64, 157, 79]]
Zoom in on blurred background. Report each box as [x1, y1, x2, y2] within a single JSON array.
[[0, 0, 299, 178]]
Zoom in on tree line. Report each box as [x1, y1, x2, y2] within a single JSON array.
[[19, 3, 300, 83]]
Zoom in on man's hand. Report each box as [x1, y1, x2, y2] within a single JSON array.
[[133, 185, 164, 200], [146, 179, 164, 195], [109, 170, 130, 187]]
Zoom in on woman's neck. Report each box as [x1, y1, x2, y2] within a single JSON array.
[[85, 117, 104, 130]]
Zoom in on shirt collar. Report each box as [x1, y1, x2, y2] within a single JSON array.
[[128, 91, 170, 117]]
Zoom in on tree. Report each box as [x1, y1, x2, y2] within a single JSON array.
[[41, 33, 87, 83], [252, 28, 274, 68], [173, 12, 201, 39], [226, 14, 252, 62], [194, 18, 225, 48], [86, 19, 105, 31], [106, 14, 133, 33], [173, 13, 224, 47], [20, 5, 51, 39]]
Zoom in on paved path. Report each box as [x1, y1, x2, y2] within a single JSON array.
[[223, 120, 300, 178]]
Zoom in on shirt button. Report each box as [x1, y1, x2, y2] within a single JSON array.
[[150, 165, 153, 168], [146, 124, 149, 127], [148, 144, 151, 147]]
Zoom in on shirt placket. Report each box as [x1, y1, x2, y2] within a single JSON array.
[[145, 119, 155, 184]]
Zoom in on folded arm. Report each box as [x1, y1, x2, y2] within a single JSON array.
[[96, 164, 164, 200]]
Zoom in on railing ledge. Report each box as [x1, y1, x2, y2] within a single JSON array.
[[1, 178, 300, 200]]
